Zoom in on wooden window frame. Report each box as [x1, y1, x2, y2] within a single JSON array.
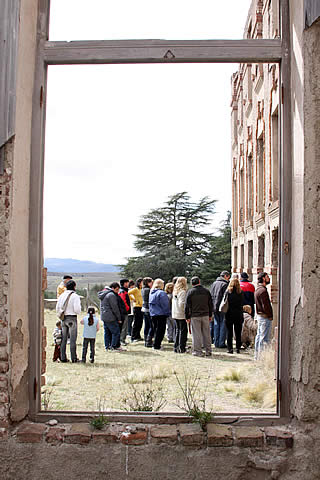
[[29, 0, 291, 424]]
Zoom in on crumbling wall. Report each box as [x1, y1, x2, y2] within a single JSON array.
[[290, 5, 320, 422], [0, 1, 320, 479], [0, 139, 13, 427]]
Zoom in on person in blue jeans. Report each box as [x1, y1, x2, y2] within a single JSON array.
[[80, 306, 100, 363], [98, 282, 125, 352], [210, 271, 231, 348]]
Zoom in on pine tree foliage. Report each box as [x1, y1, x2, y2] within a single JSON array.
[[197, 211, 231, 285], [134, 192, 216, 258], [121, 193, 231, 283]]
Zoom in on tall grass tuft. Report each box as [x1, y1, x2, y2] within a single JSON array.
[[240, 346, 276, 408], [223, 368, 244, 382]]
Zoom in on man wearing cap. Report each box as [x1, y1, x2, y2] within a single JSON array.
[[254, 272, 273, 360], [240, 272, 255, 316], [210, 271, 230, 348], [57, 275, 73, 298]]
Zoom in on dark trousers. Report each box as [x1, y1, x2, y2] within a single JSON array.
[[174, 319, 188, 353], [143, 312, 153, 345], [103, 321, 120, 349], [152, 315, 167, 349], [53, 344, 61, 361], [225, 319, 243, 351], [82, 338, 95, 362], [210, 321, 214, 344], [131, 307, 143, 340], [127, 314, 134, 336]]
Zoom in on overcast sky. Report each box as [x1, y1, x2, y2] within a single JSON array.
[[44, 0, 252, 265]]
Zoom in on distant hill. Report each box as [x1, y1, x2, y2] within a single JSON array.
[[44, 258, 121, 273]]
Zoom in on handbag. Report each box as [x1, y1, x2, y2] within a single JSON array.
[[218, 290, 229, 313], [57, 291, 74, 320]]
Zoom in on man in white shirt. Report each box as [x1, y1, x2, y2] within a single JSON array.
[[56, 280, 81, 363]]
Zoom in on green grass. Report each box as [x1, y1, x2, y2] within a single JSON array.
[[43, 309, 276, 413]]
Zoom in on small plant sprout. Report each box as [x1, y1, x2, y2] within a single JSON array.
[[174, 370, 213, 430], [121, 372, 167, 412], [41, 386, 54, 411], [90, 397, 109, 430]]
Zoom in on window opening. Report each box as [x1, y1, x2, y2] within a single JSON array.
[[28, 0, 291, 421]]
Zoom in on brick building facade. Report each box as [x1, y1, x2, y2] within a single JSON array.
[[231, 0, 280, 325]]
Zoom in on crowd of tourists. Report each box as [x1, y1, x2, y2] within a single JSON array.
[[54, 271, 273, 363]]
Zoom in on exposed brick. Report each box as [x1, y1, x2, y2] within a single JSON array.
[[234, 427, 264, 447], [120, 426, 147, 445], [0, 362, 8, 373], [150, 425, 178, 445], [265, 428, 294, 448], [0, 374, 7, 390], [178, 423, 205, 446], [0, 330, 7, 346], [63, 423, 92, 444], [0, 392, 8, 403], [0, 427, 8, 440], [92, 425, 122, 444], [0, 404, 8, 418], [45, 427, 66, 445], [207, 424, 233, 447], [16, 423, 47, 443], [0, 346, 8, 361]]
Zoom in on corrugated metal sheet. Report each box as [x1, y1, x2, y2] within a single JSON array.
[[305, 0, 320, 28], [0, 0, 20, 148]]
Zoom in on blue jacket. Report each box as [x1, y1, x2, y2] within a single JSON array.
[[149, 289, 170, 317]]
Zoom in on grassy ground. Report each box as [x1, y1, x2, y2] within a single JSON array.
[[43, 309, 277, 414]]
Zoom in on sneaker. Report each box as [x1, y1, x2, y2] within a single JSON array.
[[89, 359, 94, 363], [113, 347, 127, 352], [121, 341, 128, 346], [205, 352, 212, 357], [192, 352, 204, 357]]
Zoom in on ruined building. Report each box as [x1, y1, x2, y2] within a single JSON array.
[[1, 1, 320, 479], [231, 0, 280, 325]]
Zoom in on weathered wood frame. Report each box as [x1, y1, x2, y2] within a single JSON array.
[[29, 0, 291, 424]]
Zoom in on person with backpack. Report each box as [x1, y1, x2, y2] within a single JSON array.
[[80, 306, 100, 363]]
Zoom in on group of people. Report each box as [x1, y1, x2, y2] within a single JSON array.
[[54, 270, 273, 362]]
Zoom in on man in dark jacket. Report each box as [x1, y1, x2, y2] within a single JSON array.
[[98, 282, 125, 352], [185, 277, 213, 357], [240, 272, 255, 316], [210, 271, 230, 348], [119, 279, 130, 346], [254, 272, 273, 360]]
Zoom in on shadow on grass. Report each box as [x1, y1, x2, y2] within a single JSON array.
[[210, 353, 252, 363]]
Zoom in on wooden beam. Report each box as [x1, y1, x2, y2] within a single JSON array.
[[44, 39, 282, 65]]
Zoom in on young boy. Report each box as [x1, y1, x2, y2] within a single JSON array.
[[52, 320, 62, 362]]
